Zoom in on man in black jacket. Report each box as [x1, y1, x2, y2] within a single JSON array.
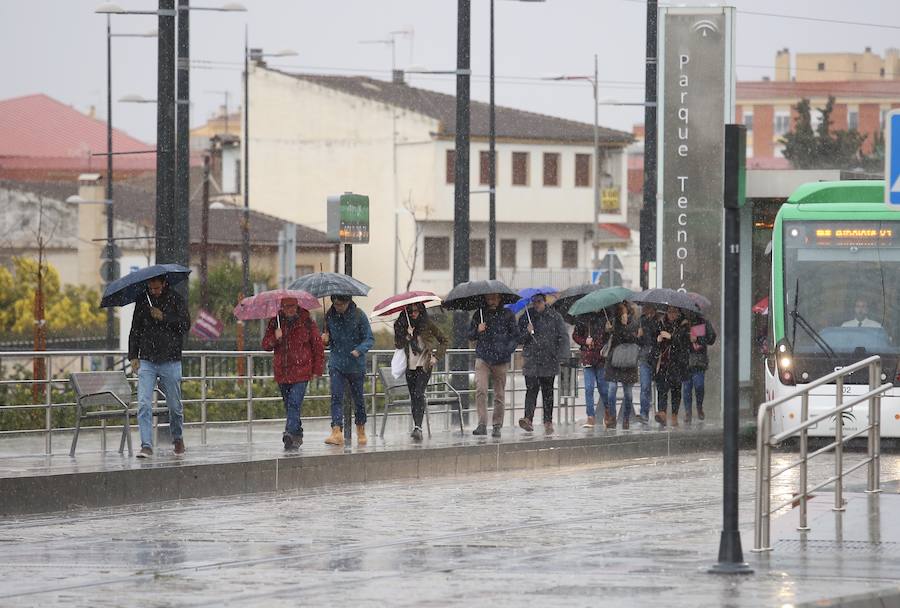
[[468, 293, 518, 438], [128, 277, 191, 458]]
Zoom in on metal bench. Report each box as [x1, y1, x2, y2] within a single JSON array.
[[69, 371, 167, 457], [377, 366, 464, 438]]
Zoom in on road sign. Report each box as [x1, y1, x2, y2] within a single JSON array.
[[99, 260, 120, 283], [887, 109, 900, 208], [327, 192, 370, 243]]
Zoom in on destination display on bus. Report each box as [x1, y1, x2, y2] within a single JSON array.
[[784, 221, 900, 248]]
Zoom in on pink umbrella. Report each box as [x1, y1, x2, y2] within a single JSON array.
[[233, 289, 320, 326], [752, 296, 769, 315], [371, 290, 442, 320], [686, 291, 711, 310]]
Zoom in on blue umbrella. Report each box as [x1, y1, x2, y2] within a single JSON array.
[[506, 286, 558, 317], [100, 264, 191, 308]]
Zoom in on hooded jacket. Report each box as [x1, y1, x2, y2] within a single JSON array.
[[324, 301, 374, 374], [128, 287, 191, 363], [517, 306, 570, 377], [262, 309, 325, 384], [467, 306, 518, 365]]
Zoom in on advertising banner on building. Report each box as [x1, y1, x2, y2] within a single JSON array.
[[657, 6, 735, 415]]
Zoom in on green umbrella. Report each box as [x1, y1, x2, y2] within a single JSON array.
[[568, 287, 635, 317]]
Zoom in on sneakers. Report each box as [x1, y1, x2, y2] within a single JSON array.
[[472, 424, 487, 436], [173, 438, 185, 455], [544, 422, 554, 435], [582, 416, 596, 429], [136, 446, 153, 459], [654, 410, 667, 426], [410, 427, 423, 442], [518, 418, 534, 432], [325, 426, 344, 446], [356, 424, 368, 446], [697, 406, 706, 421], [491, 424, 502, 438], [634, 414, 649, 424]]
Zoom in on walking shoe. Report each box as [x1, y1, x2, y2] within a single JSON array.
[[325, 426, 344, 446], [670, 413, 679, 427], [491, 424, 502, 438], [356, 424, 368, 446], [654, 410, 667, 426], [173, 438, 185, 455], [518, 417, 534, 432], [604, 412, 616, 429], [283, 433, 300, 450], [684, 411, 693, 425], [292, 434, 303, 447], [472, 424, 487, 436], [697, 406, 705, 421], [582, 416, 596, 429], [634, 414, 649, 424], [544, 422, 554, 435], [411, 427, 423, 442], [622, 418, 630, 430], [136, 446, 152, 459]]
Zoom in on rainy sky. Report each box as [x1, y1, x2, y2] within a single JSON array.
[[2, 0, 897, 142]]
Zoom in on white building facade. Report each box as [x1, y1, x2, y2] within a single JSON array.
[[246, 65, 633, 307]]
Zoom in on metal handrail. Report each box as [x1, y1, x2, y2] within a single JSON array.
[[753, 355, 890, 552], [0, 346, 588, 455]]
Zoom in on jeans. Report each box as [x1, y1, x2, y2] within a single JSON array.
[[475, 359, 508, 426], [682, 370, 706, 416], [583, 365, 609, 418], [639, 362, 654, 418], [330, 369, 367, 428], [656, 378, 682, 415], [405, 366, 432, 428], [137, 359, 184, 449], [607, 382, 634, 421], [524, 376, 555, 423], [279, 381, 308, 436]]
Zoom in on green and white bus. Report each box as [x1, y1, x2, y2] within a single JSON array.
[[766, 180, 900, 437]]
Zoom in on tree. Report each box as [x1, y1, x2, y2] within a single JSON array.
[[781, 96, 867, 170], [187, 260, 271, 336]]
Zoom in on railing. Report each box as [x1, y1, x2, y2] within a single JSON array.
[[753, 355, 892, 552], [0, 347, 586, 456]]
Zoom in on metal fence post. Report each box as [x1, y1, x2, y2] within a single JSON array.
[[44, 354, 52, 455], [246, 353, 254, 444], [834, 375, 845, 512], [200, 354, 208, 446], [798, 393, 809, 531], [869, 359, 883, 494]]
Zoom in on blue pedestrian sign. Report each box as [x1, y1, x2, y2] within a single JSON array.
[[887, 109, 900, 208], [591, 270, 604, 284]]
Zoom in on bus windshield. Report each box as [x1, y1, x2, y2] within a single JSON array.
[[782, 220, 900, 357]]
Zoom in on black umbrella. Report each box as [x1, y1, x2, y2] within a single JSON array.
[[632, 288, 700, 314], [552, 282, 604, 322], [100, 264, 191, 308], [442, 280, 518, 311], [287, 272, 370, 298]]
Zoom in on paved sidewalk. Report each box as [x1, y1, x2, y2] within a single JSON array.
[[1, 451, 898, 607]]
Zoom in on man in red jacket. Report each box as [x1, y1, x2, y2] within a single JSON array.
[[262, 298, 325, 449]]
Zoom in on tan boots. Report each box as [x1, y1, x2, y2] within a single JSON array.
[[356, 424, 368, 446], [325, 426, 344, 446]]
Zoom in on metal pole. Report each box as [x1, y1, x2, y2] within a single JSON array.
[[105, 14, 117, 358], [639, 0, 658, 290], [200, 154, 210, 309], [155, 0, 176, 264], [344, 244, 353, 445], [798, 393, 810, 530], [592, 54, 600, 269], [488, 0, 497, 280], [174, 0, 190, 298], [872, 359, 882, 492], [710, 124, 751, 574], [834, 376, 845, 512], [242, 26, 251, 298]]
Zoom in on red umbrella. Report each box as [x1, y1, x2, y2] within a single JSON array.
[[233, 289, 320, 324], [371, 290, 442, 319], [752, 296, 769, 315]]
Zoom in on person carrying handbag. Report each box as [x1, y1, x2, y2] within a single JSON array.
[[393, 303, 447, 442], [604, 301, 640, 429], [653, 306, 692, 427], [682, 312, 717, 423], [572, 312, 611, 429]]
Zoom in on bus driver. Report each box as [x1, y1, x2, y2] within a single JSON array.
[[842, 298, 882, 328]]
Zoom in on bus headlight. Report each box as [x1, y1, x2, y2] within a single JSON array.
[[775, 339, 795, 386], [780, 356, 792, 369]]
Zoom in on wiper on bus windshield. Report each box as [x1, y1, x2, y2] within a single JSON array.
[[790, 278, 837, 360]]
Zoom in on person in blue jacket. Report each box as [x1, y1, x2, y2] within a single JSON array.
[[322, 295, 374, 446], [468, 293, 519, 438]]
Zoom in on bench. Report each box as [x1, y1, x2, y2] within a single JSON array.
[[377, 366, 464, 438], [69, 371, 168, 457]]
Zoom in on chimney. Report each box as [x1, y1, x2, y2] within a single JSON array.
[[865, 46, 872, 53], [392, 69, 405, 85], [775, 48, 791, 82], [75, 173, 106, 291], [87, 105, 96, 119]]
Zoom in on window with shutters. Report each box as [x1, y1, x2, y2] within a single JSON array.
[[575, 153, 591, 187], [500, 239, 517, 268], [543, 153, 560, 187], [424, 237, 450, 270], [512, 152, 529, 186], [531, 240, 547, 268], [470, 238, 486, 268], [445, 150, 455, 184], [562, 240, 579, 269]]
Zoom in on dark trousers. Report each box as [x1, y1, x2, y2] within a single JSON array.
[[405, 366, 431, 428], [524, 376, 555, 423], [657, 377, 682, 415]]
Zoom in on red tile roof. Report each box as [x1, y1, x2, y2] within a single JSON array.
[[737, 80, 900, 102], [0, 93, 157, 171]]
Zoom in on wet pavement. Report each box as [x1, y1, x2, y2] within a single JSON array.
[[2, 450, 899, 607]]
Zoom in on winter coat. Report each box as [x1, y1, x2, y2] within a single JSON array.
[[517, 307, 570, 378], [686, 318, 717, 371], [128, 287, 191, 363], [605, 316, 640, 385], [571, 314, 609, 368], [324, 302, 374, 374], [262, 309, 325, 384], [652, 315, 692, 384], [393, 315, 448, 371], [637, 313, 659, 364], [467, 307, 518, 365]]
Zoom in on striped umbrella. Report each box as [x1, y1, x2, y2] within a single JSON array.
[[371, 290, 442, 320]]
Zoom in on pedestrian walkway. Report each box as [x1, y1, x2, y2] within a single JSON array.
[[0, 451, 897, 607]]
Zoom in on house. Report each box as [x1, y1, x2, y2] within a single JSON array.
[[244, 62, 633, 306]]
